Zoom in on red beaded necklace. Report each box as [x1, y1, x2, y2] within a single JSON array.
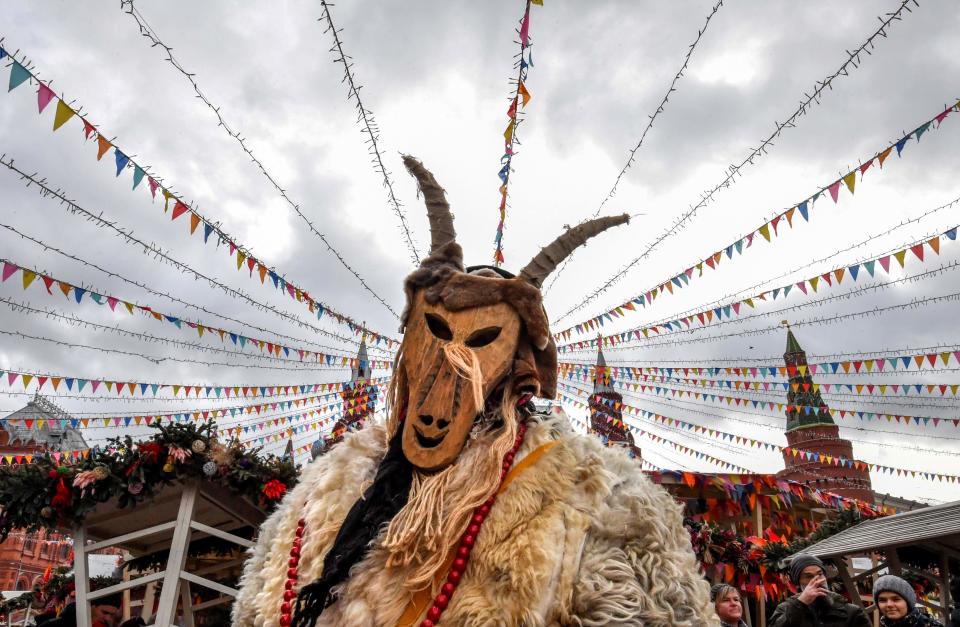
[[419, 421, 528, 627], [279, 421, 528, 627]]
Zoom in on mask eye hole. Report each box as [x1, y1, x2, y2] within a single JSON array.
[[465, 326, 502, 348], [425, 312, 453, 341]]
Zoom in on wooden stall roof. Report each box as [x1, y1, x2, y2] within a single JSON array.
[[803, 499, 958, 558]]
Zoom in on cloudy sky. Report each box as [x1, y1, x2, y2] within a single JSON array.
[[0, 1, 958, 503]]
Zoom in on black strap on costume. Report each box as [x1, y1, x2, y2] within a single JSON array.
[[292, 426, 413, 626]]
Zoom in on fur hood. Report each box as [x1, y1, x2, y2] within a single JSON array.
[[234, 411, 715, 626]]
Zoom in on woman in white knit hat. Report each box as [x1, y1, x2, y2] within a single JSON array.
[[873, 574, 943, 626]]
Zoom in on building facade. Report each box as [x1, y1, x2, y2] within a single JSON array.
[[0, 395, 87, 591], [775, 327, 874, 502], [588, 342, 642, 460]]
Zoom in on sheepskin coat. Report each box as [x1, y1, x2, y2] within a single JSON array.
[[233, 412, 715, 626]]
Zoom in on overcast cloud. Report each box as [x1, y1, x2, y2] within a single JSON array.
[[0, 1, 958, 503]]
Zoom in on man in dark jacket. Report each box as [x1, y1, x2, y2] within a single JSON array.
[[770, 554, 871, 627]]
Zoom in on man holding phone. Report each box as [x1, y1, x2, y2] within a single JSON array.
[[770, 554, 871, 626]]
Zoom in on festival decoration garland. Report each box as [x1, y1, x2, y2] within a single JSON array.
[[563, 374, 960, 429], [559, 386, 960, 483], [557, 109, 960, 342], [553, 0, 923, 323], [0, 222, 386, 358], [560, 351, 960, 378], [569, 255, 960, 353], [122, 1, 418, 267], [0, 256, 396, 369], [0, 160, 388, 352], [544, 0, 726, 294], [565, 410, 753, 473], [0, 43, 400, 338], [494, 0, 541, 265], [0, 366, 386, 399], [0, 420, 298, 539], [562, 364, 960, 398]]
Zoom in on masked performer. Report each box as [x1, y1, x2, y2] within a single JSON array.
[[233, 157, 713, 627]]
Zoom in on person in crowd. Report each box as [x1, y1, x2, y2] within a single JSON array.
[[39, 597, 121, 627], [873, 574, 943, 626], [770, 553, 871, 626], [712, 583, 748, 627]]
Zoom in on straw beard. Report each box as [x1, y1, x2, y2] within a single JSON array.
[[382, 341, 520, 593]]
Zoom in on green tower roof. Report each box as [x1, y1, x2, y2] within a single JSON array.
[[785, 327, 803, 354]]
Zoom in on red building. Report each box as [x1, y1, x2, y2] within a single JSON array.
[[775, 326, 874, 502], [1, 395, 86, 591], [310, 338, 378, 459], [589, 342, 642, 460]]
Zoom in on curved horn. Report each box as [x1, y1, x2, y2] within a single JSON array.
[[402, 155, 456, 253], [519, 214, 630, 287]]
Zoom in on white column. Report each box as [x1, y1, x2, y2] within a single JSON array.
[[153, 483, 198, 627]]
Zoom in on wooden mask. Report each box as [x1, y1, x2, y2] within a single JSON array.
[[401, 292, 521, 471], [398, 155, 629, 471]]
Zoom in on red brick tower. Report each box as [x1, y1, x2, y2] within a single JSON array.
[[310, 337, 378, 459], [775, 325, 874, 502], [589, 340, 641, 460]]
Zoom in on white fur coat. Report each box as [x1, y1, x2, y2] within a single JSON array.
[[233, 413, 715, 626]]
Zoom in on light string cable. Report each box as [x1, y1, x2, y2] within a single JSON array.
[[568, 341, 960, 368], [562, 393, 754, 472], [579, 380, 960, 449], [560, 256, 960, 353], [0, 255, 397, 367], [0, 222, 393, 357], [571, 375, 960, 424], [562, 366, 960, 403], [561, 383, 960, 480], [544, 0, 726, 294], [0, 44, 399, 328], [0, 307, 393, 374], [0, 368, 385, 400], [556, 128, 960, 340], [552, 0, 920, 323], [0, 156, 395, 349], [562, 289, 960, 353], [315, 0, 419, 263], [584, 192, 960, 341], [121, 0, 419, 266]]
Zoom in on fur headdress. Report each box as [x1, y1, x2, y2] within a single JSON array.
[[400, 155, 628, 399]]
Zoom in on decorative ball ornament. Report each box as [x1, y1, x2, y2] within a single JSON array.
[[191, 440, 207, 454], [162, 456, 175, 473], [202, 461, 218, 477], [91, 466, 109, 481], [40, 506, 54, 519]]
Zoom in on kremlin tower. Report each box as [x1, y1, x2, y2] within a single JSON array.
[[310, 337, 378, 459], [775, 324, 874, 502], [589, 339, 641, 460]]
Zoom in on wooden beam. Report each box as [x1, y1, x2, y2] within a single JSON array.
[[153, 483, 199, 627], [73, 525, 91, 627], [194, 558, 245, 577], [189, 521, 254, 548], [939, 553, 951, 623], [86, 572, 165, 601], [754, 499, 766, 627], [192, 595, 233, 612], [832, 557, 863, 608], [84, 521, 177, 552], [180, 571, 238, 598], [180, 579, 195, 627], [886, 548, 902, 575]]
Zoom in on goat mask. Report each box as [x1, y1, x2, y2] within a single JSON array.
[[398, 156, 628, 472]]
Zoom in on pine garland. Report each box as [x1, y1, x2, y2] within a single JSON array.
[[0, 421, 297, 540]]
